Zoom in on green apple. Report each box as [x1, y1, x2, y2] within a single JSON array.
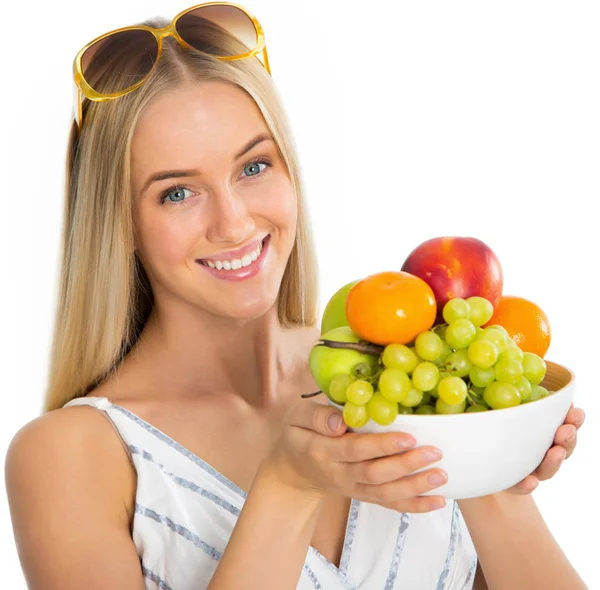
[[320, 279, 361, 335], [309, 326, 378, 396]]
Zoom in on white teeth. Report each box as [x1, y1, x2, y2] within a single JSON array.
[[202, 239, 265, 271]]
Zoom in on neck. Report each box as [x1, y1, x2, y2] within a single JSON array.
[[120, 297, 312, 409]]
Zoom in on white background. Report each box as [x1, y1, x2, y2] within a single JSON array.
[[1, 0, 598, 587]]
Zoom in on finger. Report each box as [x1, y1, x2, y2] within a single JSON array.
[[389, 495, 448, 514], [351, 446, 443, 484], [564, 405, 585, 429], [574, 407, 586, 429], [355, 464, 448, 505], [554, 424, 578, 459], [291, 401, 350, 437], [563, 405, 579, 425], [327, 430, 418, 463], [535, 445, 567, 481], [506, 474, 539, 495]]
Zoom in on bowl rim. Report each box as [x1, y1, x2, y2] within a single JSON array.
[[328, 359, 575, 419]]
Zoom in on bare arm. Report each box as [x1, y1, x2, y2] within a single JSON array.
[[5, 408, 145, 590], [209, 399, 447, 589], [207, 462, 324, 589], [458, 493, 586, 590]]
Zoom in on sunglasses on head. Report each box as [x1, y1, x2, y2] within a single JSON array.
[[72, 2, 271, 129]]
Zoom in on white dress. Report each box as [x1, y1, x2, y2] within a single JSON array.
[[63, 396, 478, 589]]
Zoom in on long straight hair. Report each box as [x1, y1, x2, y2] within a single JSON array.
[[43, 17, 319, 413]]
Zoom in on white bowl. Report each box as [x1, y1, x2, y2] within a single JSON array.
[[328, 360, 575, 499]]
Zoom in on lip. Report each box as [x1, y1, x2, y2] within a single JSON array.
[[195, 235, 270, 282], [197, 235, 268, 263]]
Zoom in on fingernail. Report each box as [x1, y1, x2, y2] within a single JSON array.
[[428, 471, 447, 486], [566, 426, 577, 442], [396, 437, 416, 449], [328, 414, 342, 431], [431, 499, 446, 510], [576, 410, 585, 426], [422, 449, 443, 462]]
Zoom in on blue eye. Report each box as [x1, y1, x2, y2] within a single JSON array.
[[161, 186, 193, 204], [241, 159, 270, 178]]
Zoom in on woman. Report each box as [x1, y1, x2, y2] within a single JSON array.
[[5, 4, 587, 589]]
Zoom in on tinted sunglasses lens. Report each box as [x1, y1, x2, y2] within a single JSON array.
[[81, 29, 158, 94], [176, 5, 259, 59]]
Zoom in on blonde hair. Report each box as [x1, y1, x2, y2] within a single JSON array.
[[43, 15, 318, 413]]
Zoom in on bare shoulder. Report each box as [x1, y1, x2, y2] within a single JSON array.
[[5, 404, 143, 589]]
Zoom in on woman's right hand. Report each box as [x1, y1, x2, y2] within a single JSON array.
[[263, 399, 448, 514]]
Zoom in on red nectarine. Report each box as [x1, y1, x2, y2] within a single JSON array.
[[401, 237, 503, 319]]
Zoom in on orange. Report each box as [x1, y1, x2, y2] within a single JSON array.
[[484, 295, 551, 358], [346, 271, 437, 345]]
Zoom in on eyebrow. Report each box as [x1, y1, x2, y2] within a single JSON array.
[[141, 132, 274, 194]]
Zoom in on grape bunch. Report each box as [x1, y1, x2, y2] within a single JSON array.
[[328, 296, 552, 428]]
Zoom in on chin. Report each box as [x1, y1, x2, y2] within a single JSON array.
[[212, 291, 279, 322]]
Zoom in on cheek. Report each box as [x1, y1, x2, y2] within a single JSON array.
[[259, 177, 297, 232], [135, 208, 196, 268]]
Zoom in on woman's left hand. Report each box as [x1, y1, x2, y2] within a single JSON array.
[[505, 403, 586, 495]]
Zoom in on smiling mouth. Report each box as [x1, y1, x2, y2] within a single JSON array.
[[198, 236, 269, 271]]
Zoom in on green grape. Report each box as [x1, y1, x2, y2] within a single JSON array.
[[444, 350, 472, 378], [470, 384, 486, 396], [486, 324, 509, 338], [438, 376, 468, 405], [433, 324, 448, 341], [412, 362, 440, 392], [433, 341, 452, 368], [343, 402, 369, 428], [469, 366, 496, 387], [346, 379, 374, 404], [445, 319, 477, 350], [415, 331, 444, 361], [476, 326, 509, 354], [522, 352, 547, 385], [329, 373, 353, 403], [415, 404, 436, 414], [400, 388, 424, 408], [499, 345, 524, 363], [515, 376, 532, 403], [528, 385, 550, 402], [430, 384, 439, 398], [467, 297, 494, 327], [382, 343, 419, 373], [398, 406, 414, 415], [466, 404, 489, 413], [436, 398, 467, 414], [378, 368, 411, 403], [484, 382, 521, 409], [409, 346, 419, 361], [468, 340, 499, 369], [352, 362, 372, 379], [469, 385, 485, 405], [443, 298, 471, 324], [367, 393, 399, 425], [494, 357, 524, 384], [421, 391, 433, 405]]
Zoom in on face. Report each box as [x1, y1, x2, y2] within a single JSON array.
[[130, 81, 297, 321]]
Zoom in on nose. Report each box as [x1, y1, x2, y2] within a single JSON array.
[[205, 185, 256, 245]]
